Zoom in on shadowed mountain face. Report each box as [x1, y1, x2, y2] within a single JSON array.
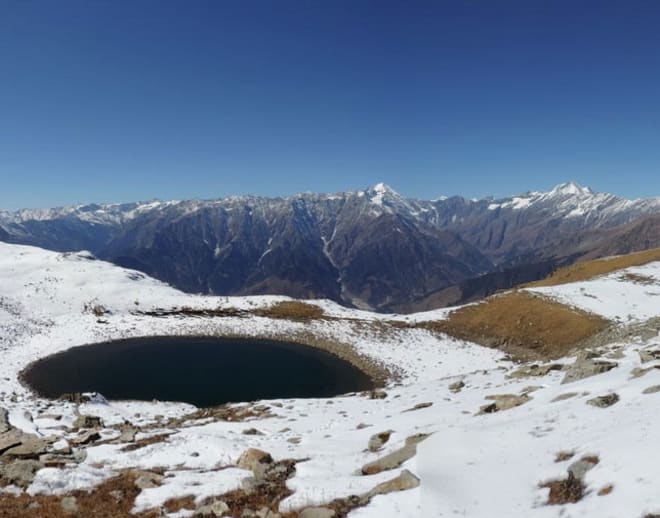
[[1, 183, 659, 311]]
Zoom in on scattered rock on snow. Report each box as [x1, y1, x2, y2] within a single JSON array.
[[364, 469, 420, 498], [478, 393, 531, 414], [368, 430, 392, 452], [195, 499, 229, 516], [402, 402, 433, 412], [361, 434, 429, 475], [586, 393, 620, 408], [237, 448, 273, 477], [508, 363, 563, 379], [561, 354, 617, 384], [73, 414, 104, 430], [0, 459, 43, 487], [643, 385, 660, 394], [299, 507, 336, 518], [448, 380, 465, 393]]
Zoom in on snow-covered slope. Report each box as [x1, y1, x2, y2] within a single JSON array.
[[1, 242, 660, 517]]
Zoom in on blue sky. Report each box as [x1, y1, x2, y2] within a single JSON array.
[[1, 0, 660, 209]]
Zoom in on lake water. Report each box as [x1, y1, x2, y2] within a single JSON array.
[[21, 336, 374, 407]]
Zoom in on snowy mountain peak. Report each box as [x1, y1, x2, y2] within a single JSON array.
[[363, 183, 403, 207], [549, 181, 594, 197]]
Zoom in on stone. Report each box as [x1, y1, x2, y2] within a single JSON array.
[[448, 380, 465, 393], [478, 394, 531, 414], [0, 429, 52, 459], [364, 469, 420, 497], [299, 507, 336, 518], [369, 389, 387, 399], [242, 427, 264, 436], [402, 402, 433, 412], [361, 434, 429, 475], [237, 448, 273, 478], [587, 393, 619, 408], [73, 414, 104, 429], [0, 459, 43, 487], [134, 470, 163, 489], [73, 430, 101, 445], [562, 355, 617, 384], [508, 363, 563, 380], [551, 392, 579, 402], [368, 431, 392, 452], [639, 349, 660, 363], [643, 385, 660, 394], [195, 499, 229, 516], [60, 496, 79, 515], [118, 424, 137, 443], [0, 408, 10, 434]]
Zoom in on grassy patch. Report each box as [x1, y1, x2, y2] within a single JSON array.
[[541, 473, 585, 505], [254, 301, 325, 321], [527, 247, 660, 287], [421, 291, 609, 360]]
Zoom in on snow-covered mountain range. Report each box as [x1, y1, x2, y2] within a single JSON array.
[[1, 182, 659, 311]]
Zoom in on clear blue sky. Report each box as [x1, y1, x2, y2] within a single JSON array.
[[2, 0, 660, 209]]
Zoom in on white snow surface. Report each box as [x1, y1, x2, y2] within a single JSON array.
[[1, 241, 660, 516]]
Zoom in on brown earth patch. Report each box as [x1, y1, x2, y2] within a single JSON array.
[[527, 248, 660, 288], [540, 472, 585, 505], [254, 301, 326, 321], [420, 291, 609, 360]]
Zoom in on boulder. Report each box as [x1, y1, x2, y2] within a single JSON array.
[[0, 459, 43, 487], [368, 431, 392, 452], [237, 448, 273, 478], [361, 434, 429, 475], [586, 393, 619, 408], [73, 415, 104, 429], [364, 469, 420, 498], [448, 380, 465, 393], [195, 499, 229, 516], [478, 394, 531, 414], [299, 507, 336, 518], [562, 355, 617, 384]]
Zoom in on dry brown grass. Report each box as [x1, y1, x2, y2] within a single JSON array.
[[0, 472, 159, 518], [541, 473, 585, 505], [254, 301, 325, 321], [527, 247, 660, 288], [421, 291, 610, 360]]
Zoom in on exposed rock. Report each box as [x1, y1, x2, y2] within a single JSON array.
[[117, 424, 138, 443], [508, 363, 563, 379], [369, 389, 387, 400], [643, 385, 660, 394], [0, 459, 43, 487], [73, 429, 101, 445], [361, 434, 429, 475], [0, 429, 52, 459], [587, 393, 620, 408], [237, 448, 273, 478], [402, 402, 433, 412], [0, 408, 10, 434], [551, 392, 579, 402], [299, 507, 336, 518], [364, 469, 420, 498], [562, 355, 617, 384], [242, 427, 264, 436], [195, 499, 229, 516], [368, 431, 392, 452], [639, 349, 660, 363], [60, 496, 79, 515], [448, 380, 465, 393], [133, 470, 164, 490], [73, 414, 104, 429], [478, 393, 531, 414]]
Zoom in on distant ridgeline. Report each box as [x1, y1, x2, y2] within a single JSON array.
[[1, 183, 659, 312]]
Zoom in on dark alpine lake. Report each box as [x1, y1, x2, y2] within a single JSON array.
[[22, 336, 374, 407]]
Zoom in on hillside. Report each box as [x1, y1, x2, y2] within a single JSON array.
[[1, 243, 660, 516]]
